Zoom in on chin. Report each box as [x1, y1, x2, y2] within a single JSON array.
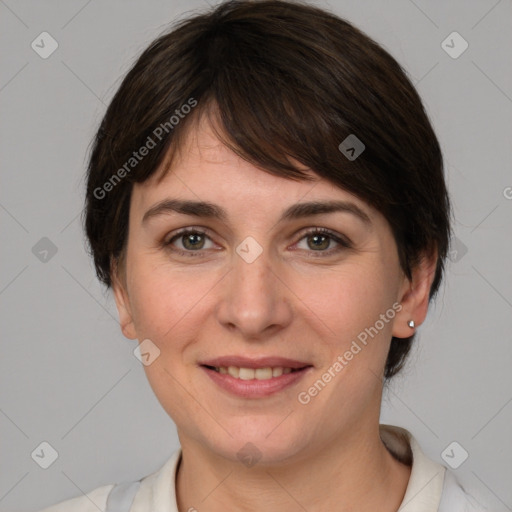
[[201, 417, 311, 467]]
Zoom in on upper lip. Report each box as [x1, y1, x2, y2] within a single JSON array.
[[200, 356, 312, 369]]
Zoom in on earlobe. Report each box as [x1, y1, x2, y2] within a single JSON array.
[[111, 261, 138, 340], [392, 249, 438, 339]]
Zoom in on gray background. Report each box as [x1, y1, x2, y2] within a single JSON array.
[[1, 0, 511, 511]]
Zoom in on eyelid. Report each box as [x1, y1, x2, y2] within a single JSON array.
[[296, 226, 351, 244], [164, 226, 214, 243], [164, 226, 218, 253], [293, 227, 352, 254]]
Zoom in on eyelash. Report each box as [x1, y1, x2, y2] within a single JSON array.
[[163, 227, 352, 258]]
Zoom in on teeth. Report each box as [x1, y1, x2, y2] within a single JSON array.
[[212, 366, 301, 380], [272, 367, 283, 377], [239, 367, 254, 380], [227, 366, 239, 378], [255, 367, 272, 380]]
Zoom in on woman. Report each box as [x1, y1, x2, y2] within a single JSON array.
[[40, 0, 488, 510]]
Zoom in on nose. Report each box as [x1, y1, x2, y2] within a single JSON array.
[[215, 242, 293, 340]]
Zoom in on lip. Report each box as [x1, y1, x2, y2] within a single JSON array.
[[199, 356, 311, 369], [202, 366, 312, 398]]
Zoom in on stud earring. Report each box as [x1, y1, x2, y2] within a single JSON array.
[[407, 320, 415, 329]]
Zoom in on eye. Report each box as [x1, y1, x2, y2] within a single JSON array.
[[294, 227, 352, 256], [164, 228, 216, 256], [163, 227, 352, 258]]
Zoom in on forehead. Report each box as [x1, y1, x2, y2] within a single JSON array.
[[131, 118, 377, 222]]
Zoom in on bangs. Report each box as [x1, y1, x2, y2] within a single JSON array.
[[153, 95, 320, 187], [138, 12, 372, 191]]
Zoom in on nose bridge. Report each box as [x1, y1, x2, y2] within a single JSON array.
[[215, 239, 291, 337]]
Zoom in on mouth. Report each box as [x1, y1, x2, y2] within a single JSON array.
[[199, 357, 313, 398], [202, 364, 307, 380]]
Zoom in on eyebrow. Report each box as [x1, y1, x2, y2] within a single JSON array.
[[142, 199, 372, 226]]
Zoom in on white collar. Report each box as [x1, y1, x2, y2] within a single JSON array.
[[138, 425, 448, 512], [380, 424, 446, 511]]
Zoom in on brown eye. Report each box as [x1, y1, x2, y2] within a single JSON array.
[[306, 233, 331, 251], [295, 228, 352, 256], [164, 229, 215, 256], [180, 232, 206, 250]]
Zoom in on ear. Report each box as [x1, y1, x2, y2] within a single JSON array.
[[111, 258, 137, 340], [392, 248, 438, 339]]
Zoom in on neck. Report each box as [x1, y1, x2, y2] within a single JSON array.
[[176, 425, 411, 512]]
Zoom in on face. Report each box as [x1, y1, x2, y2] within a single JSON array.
[[113, 118, 433, 465]]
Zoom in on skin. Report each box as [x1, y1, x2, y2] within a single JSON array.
[[112, 116, 437, 511]]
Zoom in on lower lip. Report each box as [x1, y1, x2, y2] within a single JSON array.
[[201, 366, 312, 398]]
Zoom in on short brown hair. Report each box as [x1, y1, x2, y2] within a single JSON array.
[[84, 0, 452, 379]]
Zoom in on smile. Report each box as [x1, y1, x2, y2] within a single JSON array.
[[200, 363, 312, 398], [205, 365, 302, 380]]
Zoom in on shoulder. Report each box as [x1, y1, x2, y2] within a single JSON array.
[[35, 450, 182, 512], [439, 469, 490, 512], [37, 484, 114, 512], [380, 425, 490, 512]]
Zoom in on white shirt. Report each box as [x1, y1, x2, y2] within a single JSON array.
[[38, 425, 488, 512]]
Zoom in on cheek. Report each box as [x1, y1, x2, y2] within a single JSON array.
[[126, 267, 205, 416], [296, 267, 398, 412], [303, 264, 398, 341], [125, 259, 220, 354], [298, 265, 400, 407], [128, 274, 175, 338]]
